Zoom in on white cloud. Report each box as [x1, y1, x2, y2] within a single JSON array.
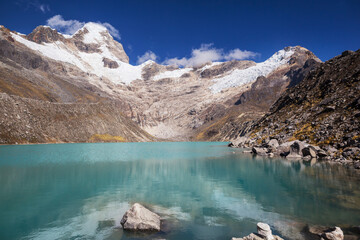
[[137, 51, 158, 64], [163, 43, 258, 67], [46, 15, 83, 35], [224, 48, 259, 60], [46, 15, 121, 39]]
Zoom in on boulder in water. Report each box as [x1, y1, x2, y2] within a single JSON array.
[[120, 203, 161, 231]]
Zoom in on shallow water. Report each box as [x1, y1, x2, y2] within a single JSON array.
[[0, 142, 359, 240]]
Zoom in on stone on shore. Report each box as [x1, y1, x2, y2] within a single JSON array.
[[275, 141, 294, 156], [302, 146, 317, 158], [317, 149, 329, 158], [286, 141, 305, 159], [120, 203, 161, 231], [267, 139, 279, 151], [252, 147, 268, 156]]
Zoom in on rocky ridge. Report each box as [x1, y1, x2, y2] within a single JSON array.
[[228, 49, 360, 167]]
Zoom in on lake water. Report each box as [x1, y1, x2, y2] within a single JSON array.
[[0, 142, 359, 240]]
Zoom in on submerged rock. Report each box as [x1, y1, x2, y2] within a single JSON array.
[[120, 203, 161, 231]]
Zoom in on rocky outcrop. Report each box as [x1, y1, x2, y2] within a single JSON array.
[[120, 203, 161, 231], [26, 26, 65, 44], [103, 57, 119, 68]]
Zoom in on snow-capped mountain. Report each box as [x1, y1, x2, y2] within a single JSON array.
[[0, 23, 321, 142], [6, 23, 314, 91]]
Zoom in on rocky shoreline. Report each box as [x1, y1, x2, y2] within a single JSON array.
[[121, 203, 358, 240], [228, 137, 360, 170]]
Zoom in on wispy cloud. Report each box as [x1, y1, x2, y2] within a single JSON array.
[[39, 4, 50, 13], [137, 51, 158, 64], [16, 0, 50, 13], [163, 43, 259, 67], [46, 15, 121, 39]]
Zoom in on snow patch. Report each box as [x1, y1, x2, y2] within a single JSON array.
[[81, 22, 109, 44], [210, 48, 295, 93], [199, 61, 223, 72], [153, 68, 192, 81], [10, 31, 150, 84], [10, 32, 87, 72]]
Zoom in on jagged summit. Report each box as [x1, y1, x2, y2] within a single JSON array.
[[73, 22, 111, 43], [26, 22, 115, 44], [210, 46, 321, 93], [26, 25, 65, 44]]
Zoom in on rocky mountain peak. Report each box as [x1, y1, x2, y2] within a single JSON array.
[[73, 22, 111, 43], [26, 25, 65, 44], [71, 22, 129, 63]]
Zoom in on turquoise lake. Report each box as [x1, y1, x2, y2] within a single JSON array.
[[0, 142, 359, 240]]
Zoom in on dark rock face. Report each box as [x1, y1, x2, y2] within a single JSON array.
[[74, 41, 101, 53], [0, 39, 49, 71], [103, 57, 119, 69], [200, 60, 255, 78], [246, 49, 360, 165], [26, 26, 65, 44], [287, 58, 321, 87]]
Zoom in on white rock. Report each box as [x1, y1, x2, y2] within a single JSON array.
[[120, 203, 161, 231], [257, 222, 274, 240]]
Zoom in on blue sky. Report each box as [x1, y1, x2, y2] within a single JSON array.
[[0, 0, 359, 65]]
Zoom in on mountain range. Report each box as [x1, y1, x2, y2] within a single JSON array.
[[0, 22, 358, 160]]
